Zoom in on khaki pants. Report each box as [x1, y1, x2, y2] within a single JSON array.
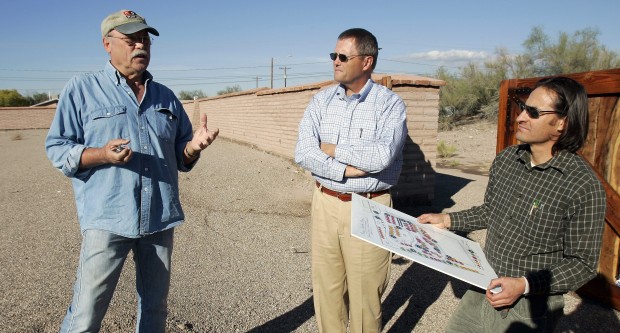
[[311, 186, 392, 333]]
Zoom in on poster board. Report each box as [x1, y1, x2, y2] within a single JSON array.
[[351, 194, 497, 290]]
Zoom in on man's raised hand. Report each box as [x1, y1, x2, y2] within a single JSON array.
[[189, 113, 220, 153]]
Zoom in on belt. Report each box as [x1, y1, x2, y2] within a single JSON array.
[[315, 181, 389, 202]]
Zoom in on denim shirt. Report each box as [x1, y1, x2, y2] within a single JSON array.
[[294, 79, 407, 193], [46, 62, 195, 237]]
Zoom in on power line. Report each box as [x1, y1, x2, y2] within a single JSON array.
[[1, 57, 462, 93], [0, 60, 328, 73], [0, 68, 87, 73]]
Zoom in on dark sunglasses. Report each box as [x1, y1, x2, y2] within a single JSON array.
[[513, 98, 564, 119], [329, 52, 366, 62]]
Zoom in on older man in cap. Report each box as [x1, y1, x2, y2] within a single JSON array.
[[46, 9, 219, 332]]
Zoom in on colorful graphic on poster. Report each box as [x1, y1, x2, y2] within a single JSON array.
[[351, 194, 497, 290]]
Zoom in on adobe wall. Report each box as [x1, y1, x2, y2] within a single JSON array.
[[195, 85, 322, 158]]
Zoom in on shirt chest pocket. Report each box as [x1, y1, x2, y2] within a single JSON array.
[[151, 108, 178, 143], [87, 106, 129, 145], [524, 205, 565, 245], [349, 121, 378, 144]]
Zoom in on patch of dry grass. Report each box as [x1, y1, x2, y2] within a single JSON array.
[[437, 140, 457, 158]]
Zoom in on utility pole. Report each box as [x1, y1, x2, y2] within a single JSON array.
[[271, 55, 292, 88], [279, 66, 291, 87], [255, 76, 261, 88]]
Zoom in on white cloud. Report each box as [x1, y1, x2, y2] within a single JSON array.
[[408, 49, 489, 61]]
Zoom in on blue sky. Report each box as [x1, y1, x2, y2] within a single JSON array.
[[1, 0, 618, 98]]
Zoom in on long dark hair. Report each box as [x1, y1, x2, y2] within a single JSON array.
[[535, 77, 589, 154]]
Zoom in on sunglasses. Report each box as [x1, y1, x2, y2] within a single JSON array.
[[329, 52, 366, 62], [513, 98, 564, 119]]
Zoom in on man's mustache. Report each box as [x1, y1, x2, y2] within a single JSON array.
[[131, 50, 149, 59]]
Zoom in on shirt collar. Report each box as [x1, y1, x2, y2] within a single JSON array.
[[336, 79, 374, 102], [516, 145, 573, 173]]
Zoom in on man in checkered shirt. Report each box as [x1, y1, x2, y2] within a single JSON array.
[[419, 77, 606, 332]]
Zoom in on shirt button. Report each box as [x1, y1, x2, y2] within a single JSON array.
[[145, 168, 149, 172], [143, 146, 148, 150], [144, 188, 148, 192]]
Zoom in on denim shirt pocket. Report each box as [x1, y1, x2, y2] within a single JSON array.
[[153, 108, 178, 143], [86, 106, 129, 146]]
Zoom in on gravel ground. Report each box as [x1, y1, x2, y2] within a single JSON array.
[[0, 127, 618, 333]]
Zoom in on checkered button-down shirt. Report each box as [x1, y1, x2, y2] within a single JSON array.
[[449, 145, 606, 295], [294, 79, 408, 193]]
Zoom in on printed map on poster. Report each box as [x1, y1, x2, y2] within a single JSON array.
[[351, 194, 497, 290]]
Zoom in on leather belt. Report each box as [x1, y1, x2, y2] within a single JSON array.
[[316, 181, 389, 202]]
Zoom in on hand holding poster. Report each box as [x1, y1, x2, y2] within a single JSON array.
[[351, 194, 497, 290]]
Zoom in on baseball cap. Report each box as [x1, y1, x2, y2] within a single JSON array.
[[101, 10, 159, 37]]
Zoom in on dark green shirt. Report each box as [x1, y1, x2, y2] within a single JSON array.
[[449, 145, 606, 295]]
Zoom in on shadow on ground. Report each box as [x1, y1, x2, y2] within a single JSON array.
[[245, 297, 315, 333], [382, 258, 469, 332], [398, 171, 474, 217]]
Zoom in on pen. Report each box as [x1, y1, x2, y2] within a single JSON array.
[[528, 200, 540, 215], [359, 128, 363, 138]]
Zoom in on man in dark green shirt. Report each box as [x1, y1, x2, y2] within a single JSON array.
[[419, 77, 606, 332]]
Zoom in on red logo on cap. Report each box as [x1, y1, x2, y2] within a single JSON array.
[[122, 10, 138, 18]]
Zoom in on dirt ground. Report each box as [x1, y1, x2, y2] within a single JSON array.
[[436, 120, 498, 176]]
